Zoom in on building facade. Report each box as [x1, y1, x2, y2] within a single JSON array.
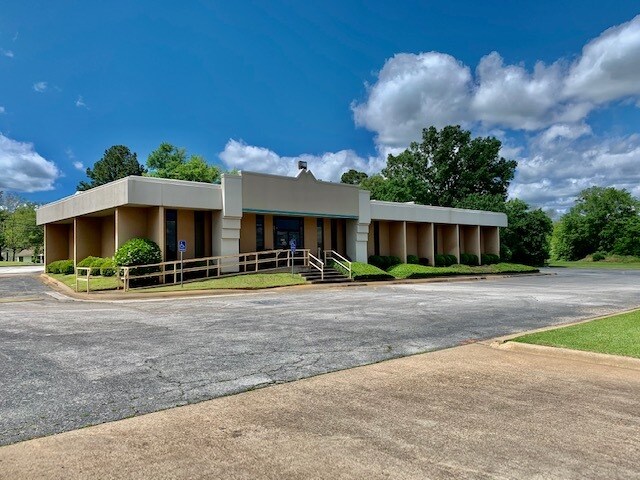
[[36, 169, 507, 267]]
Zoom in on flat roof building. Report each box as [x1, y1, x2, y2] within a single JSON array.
[[36, 169, 507, 268]]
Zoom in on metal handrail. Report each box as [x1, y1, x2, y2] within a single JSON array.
[[323, 250, 352, 278], [119, 248, 311, 291], [75, 266, 91, 293], [308, 252, 324, 281]]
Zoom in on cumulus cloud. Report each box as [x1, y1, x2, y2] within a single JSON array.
[[565, 15, 640, 103], [0, 49, 14, 58], [0, 134, 60, 191], [352, 52, 472, 147], [33, 81, 48, 93], [219, 139, 384, 182], [0, 106, 5, 114], [511, 132, 640, 213], [73, 161, 84, 171], [352, 15, 640, 148]]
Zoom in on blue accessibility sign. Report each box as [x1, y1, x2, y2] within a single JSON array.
[[289, 238, 296, 253], [179, 240, 187, 253]]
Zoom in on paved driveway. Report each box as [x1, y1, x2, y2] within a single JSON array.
[[1, 269, 639, 445]]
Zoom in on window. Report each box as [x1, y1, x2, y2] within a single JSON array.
[[256, 215, 265, 251], [374, 221, 380, 256], [165, 209, 177, 261]]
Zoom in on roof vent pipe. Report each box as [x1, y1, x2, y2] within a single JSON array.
[[298, 161, 307, 171]]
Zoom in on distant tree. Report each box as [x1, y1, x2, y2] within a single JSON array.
[[340, 169, 368, 185], [380, 125, 517, 206], [502, 200, 553, 266], [3, 205, 42, 261], [78, 145, 146, 191], [551, 187, 639, 260], [147, 143, 220, 183], [453, 193, 506, 214]]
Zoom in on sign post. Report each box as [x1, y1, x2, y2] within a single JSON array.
[[289, 238, 296, 275], [178, 240, 187, 287]]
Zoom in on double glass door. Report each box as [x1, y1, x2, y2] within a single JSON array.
[[274, 216, 303, 251]]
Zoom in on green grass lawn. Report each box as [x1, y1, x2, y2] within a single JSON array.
[[0, 261, 38, 267], [331, 261, 394, 280], [140, 273, 306, 292], [387, 262, 538, 279], [512, 309, 640, 358], [49, 273, 121, 292], [548, 260, 640, 270]]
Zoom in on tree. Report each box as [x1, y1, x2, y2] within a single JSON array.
[[146, 142, 220, 183], [381, 125, 517, 206], [340, 169, 368, 185], [551, 187, 639, 260], [502, 200, 553, 266], [3, 205, 42, 261], [78, 145, 146, 191]]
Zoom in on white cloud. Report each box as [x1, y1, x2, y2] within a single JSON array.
[[75, 95, 88, 109], [565, 15, 640, 103], [0, 106, 5, 114], [33, 81, 48, 93], [219, 139, 384, 182], [73, 161, 84, 171], [0, 133, 60, 192], [352, 52, 472, 147], [0, 49, 14, 58]]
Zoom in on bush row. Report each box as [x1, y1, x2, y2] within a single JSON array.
[[368, 255, 402, 270], [481, 253, 501, 265], [459, 253, 479, 266], [46, 259, 75, 274], [435, 254, 458, 267]]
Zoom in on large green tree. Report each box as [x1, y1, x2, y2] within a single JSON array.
[[78, 145, 146, 191], [2, 204, 42, 261], [380, 125, 517, 206], [340, 169, 369, 185], [147, 143, 220, 183], [551, 187, 639, 260]]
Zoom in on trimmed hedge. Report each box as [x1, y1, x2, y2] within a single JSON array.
[[460, 253, 479, 266], [419, 257, 430, 266], [435, 254, 457, 267], [77, 256, 108, 275], [388, 262, 539, 279], [407, 255, 420, 265], [368, 255, 402, 270], [100, 258, 117, 277], [46, 259, 74, 275], [481, 253, 500, 265], [114, 238, 162, 287]]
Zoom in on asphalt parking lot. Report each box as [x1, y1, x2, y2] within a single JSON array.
[[1, 269, 639, 446]]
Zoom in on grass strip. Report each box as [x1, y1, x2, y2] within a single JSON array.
[[512, 309, 640, 358]]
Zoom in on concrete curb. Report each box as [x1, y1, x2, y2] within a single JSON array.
[[498, 341, 640, 371]]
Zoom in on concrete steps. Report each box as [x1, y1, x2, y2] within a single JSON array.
[[299, 267, 353, 284]]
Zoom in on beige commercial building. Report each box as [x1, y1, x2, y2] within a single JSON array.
[[36, 169, 506, 267]]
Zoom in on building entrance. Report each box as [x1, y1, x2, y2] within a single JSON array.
[[273, 216, 304, 250]]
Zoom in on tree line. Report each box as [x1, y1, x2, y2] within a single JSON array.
[[0, 192, 43, 262]]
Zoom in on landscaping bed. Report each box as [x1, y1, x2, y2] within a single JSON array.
[[387, 262, 538, 279]]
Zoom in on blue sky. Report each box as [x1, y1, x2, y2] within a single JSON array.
[[1, 1, 639, 213]]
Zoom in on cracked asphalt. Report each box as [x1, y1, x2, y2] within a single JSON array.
[[1, 268, 639, 446]]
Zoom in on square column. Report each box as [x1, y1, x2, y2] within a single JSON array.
[[417, 223, 435, 266], [389, 221, 407, 263]]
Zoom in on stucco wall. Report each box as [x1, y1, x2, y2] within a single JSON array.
[[116, 207, 148, 249], [241, 171, 360, 219], [481, 226, 500, 255], [177, 210, 195, 259], [45, 224, 72, 264], [101, 216, 115, 258], [417, 223, 434, 265], [240, 213, 257, 253], [146, 207, 164, 259], [304, 217, 316, 253], [406, 223, 418, 257], [389, 221, 406, 262], [75, 217, 103, 263], [370, 201, 507, 227]]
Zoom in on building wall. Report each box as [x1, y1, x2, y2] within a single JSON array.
[[304, 217, 317, 253], [240, 213, 257, 253], [75, 217, 103, 263], [406, 222, 418, 257], [147, 207, 164, 259], [461, 225, 481, 263], [116, 207, 148, 249], [101, 216, 115, 258], [417, 223, 435, 265], [378, 221, 390, 256], [177, 209, 195, 259], [481, 226, 500, 256], [389, 221, 406, 262], [44, 223, 72, 264]]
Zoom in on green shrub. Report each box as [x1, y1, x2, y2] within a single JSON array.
[[435, 254, 446, 267], [368, 255, 402, 270], [419, 257, 430, 266], [46, 259, 74, 274], [407, 255, 420, 264], [481, 253, 501, 265], [77, 256, 107, 275], [592, 252, 606, 262], [114, 238, 162, 286], [368, 255, 385, 269], [460, 253, 479, 266], [100, 258, 117, 277]]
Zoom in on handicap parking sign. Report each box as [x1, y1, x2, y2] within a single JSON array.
[[289, 238, 296, 253], [179, 240, 187, 253]]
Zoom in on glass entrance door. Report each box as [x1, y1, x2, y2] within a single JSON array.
[[273, 216, 304, 250]]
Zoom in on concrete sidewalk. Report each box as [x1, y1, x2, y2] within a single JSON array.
[[1, 342, 638, 479]]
